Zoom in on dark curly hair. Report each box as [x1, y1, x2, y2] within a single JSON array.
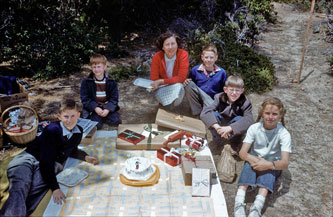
[[154, 31, 183, 50]]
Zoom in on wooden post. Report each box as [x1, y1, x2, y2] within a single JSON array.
[[295, 0, 316, 83]]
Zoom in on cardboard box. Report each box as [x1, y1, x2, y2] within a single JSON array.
[[81, 126, 97, 145], [192, 168, 211, 197], [0, 82, 28, 112], [155, 109, 206, 138], [116, 124, 180, 150], [181, 155, 216, 186], [157, 147, 182, 167]]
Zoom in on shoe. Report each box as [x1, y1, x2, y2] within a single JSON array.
[[248, 204, 261, 217], [234, 202, 246, 217]]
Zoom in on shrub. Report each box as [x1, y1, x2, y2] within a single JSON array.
[[186, 25, 275, 93], [108, 61, 150, 81], [0, 1, 104, 80], [108, 65, 137, 81]]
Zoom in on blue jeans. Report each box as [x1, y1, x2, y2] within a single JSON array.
[[214, 112, 242, 125], [210, 112, 243, 149], [238, 162, 281, 193]]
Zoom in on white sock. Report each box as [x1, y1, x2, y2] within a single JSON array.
[[254, 194, 266, 210], [235, 189, 246, 204]]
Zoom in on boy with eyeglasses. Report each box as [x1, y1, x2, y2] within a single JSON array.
[[200, 75, 254, 154]]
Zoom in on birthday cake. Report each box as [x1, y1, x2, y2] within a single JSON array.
[[120, 157, 156, 181]]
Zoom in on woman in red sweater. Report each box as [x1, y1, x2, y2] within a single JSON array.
[[150, 32, 189, 107]]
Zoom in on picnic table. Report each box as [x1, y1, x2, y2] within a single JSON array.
[[41, 130, 229, 217]]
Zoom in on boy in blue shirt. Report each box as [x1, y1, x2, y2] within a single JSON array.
[[183, 44, 227, 116], [0, 99, 98, 216], [80, 53, 121, 129]]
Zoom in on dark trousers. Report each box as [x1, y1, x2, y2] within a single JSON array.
[[0, 152, 48, 216], [83, 108, 121, 130], [210, 113, 244, 154]]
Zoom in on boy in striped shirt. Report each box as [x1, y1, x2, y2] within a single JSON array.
[[80, 54, 121, 129]]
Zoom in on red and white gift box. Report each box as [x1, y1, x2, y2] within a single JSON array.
[[157, 147, 182, 167], [184, 134, 206, 150]]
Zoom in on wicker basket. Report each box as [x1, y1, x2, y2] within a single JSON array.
[[1, 105, 38, 144]]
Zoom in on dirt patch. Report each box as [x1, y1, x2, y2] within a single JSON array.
[[13, 3, 333, 217], [218, 3, 332, 217]]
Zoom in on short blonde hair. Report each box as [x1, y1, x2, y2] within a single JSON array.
[[90, 53, 107, 65], [59, 98, 82, 114], [202, 44, 217, 55], [256, 97, 286, 126], [225, 75, 244, 88]]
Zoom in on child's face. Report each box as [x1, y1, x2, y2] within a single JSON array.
[[262, 104, 282, 130], [201, 51, 217, 69], [223, 86, 244, 103], [163, 36, 178, 58], [91, 63, 107, 79], [57, 109, 80, 131]]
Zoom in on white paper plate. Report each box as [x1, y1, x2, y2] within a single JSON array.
[[56, 167, 88, 187]]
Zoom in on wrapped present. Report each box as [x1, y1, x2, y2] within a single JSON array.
[[118, 129, 145, 145], [192, 168, 210, 197], [184, 134, 206, 150], [116, 124, 180, 150], [181, 155, 216, 186], [155, 109, 206, 138], [157, 147, 182, 167]]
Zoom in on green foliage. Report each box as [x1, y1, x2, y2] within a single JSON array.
[[215, 0, 277, 46], [0, 0, 278, 84], [108, 65, 140, 81], [186, 25, 275, 93], [0, 1, 104, 80], [244, 0, 277, 23]]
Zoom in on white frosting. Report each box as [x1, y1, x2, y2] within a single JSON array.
[[120, 157, 155, 181]]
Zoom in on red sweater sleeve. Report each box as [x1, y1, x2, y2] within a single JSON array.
[[150, 51, 162, 81], [150, 49, 189, 84]]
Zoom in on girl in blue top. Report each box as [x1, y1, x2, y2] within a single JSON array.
[[234, 97, 292, 217]]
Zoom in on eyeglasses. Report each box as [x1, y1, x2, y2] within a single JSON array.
[[227, 88, 242, 93]]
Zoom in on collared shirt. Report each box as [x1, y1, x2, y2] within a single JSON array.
[[60, 122, 81, 140], [189, 64, 227, 99], [197, 64, 221, 77]]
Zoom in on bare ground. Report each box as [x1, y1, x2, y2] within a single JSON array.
[[24, 3, 333, 217]]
